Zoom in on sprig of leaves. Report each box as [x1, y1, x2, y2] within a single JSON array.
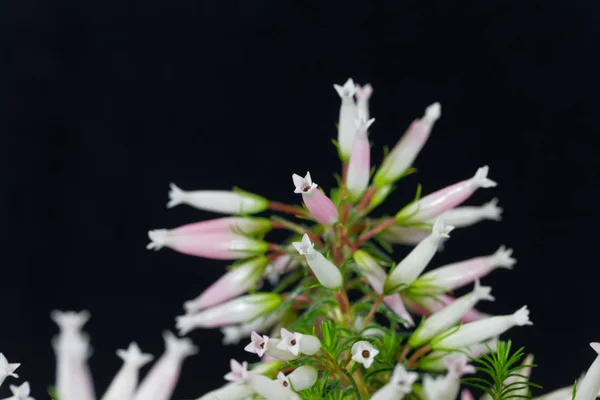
[[462, 340, 541, 399]]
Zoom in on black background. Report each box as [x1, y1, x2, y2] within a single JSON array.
[[1, 1, 599, 398]]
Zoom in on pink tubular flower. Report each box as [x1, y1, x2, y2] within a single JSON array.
[[183, 256, 269, 313], [416, 246, 515, 292], [100, 343, 153, 400], [373, 102, 441, 187], [163, 217, 272, 236], [353, 250, 415, 327], [403, 295, 490, 323], [131, 332, 197, 400], [224, 359, 249, 383], [395, 165, 497, 223], [379, 225, 431, 246], [146, 229, 268, 260], [461, 389, 475, 400], [355, 83, 373, 120], [346, 115, 374, 201], [292, 172, 338, 225]]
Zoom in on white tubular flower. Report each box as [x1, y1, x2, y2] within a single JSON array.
[[334, 78, 359, 161], [370, 364, 419, 400], [351, 341, 379, 369], [346, 115, 374, 201], [574, 343, 600, 400], [264, 338, 300, 361], [4, 382, 34, 400], [384, 218, 453, 293], [423, 354, 475, 400], [380, 225, 431, 246], [244, 331, 270, 357], [409, 280, 495, 348], [166, 183, 268, 214], [175, 293, 281, 334], [101, 342, 153, 400], [420, 338, 498, 371], [436, 197, 503, 228], [355, 83, 373, 120], [286, 366, 318, 391], [224, 359, 249, 383], [373, 102, 441, 187], [276, 328, 321, 356], [432, 306, 532, 351], [247, 373, 298, 400], [416, 246, 515, 293], [292, 234, 343, 289], [0, 354, 20, 388], [131, 332, 198, 400]]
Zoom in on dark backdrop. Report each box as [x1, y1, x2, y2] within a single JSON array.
[[1, 1, 599, 398]]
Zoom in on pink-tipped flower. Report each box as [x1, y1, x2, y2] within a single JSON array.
[[353, 250, 414, 327], [409, 280, 495, 348], [276, 328, 321, 356], [5, 382, 34, 400], [432, 306, 532, 350], [0, 354, 20, 388], [461, 389, 475, 400], [396, 166, 497, 223], [159, 216, 272, 236], [166, 183, 268, 214], [347, 115, 374, 201], [380, 225, 431, 246], [370, 364, 419, 400], [51, 310, 95, 400], [100, 342, 153, 400], [355, 83, 373, 120], [334, 78, 359, 161], [416, 246, 515, 292], [437, 198, 503, 228], [184, 256, 269, 313], [175, 293, 281, 334], [146, 229, 268, 260], [224, 359, 249, 383], [404, 294, 491, 323], [574, 343, 600, 400], [292, 172, 338, 225], [384, 219, 453, 293], [373, 102, 441, 187], [132, 332, 198, 400], [244, 331, 270, 357], [292, 234, 343, 289]]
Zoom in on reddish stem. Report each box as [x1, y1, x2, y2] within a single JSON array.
[[271, 220, 324, 247], [362, 293, 386, 329], [340, 203, 351, 226], [268, 201, 309, 217], [353, 217, 397, 249], [356, 186, 377, 212], [407, 344, 432, 368]]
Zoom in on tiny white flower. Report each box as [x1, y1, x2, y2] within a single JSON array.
[[351, 341, 379, 369], [277, 328, 303, 356], [5, 382, 34, 400], [0, 353, 20, 387], [291, 234, 314, 256], [224, 359, 249, 383], [277, 371, 290, 388], [371, 364, 419, 400], [244, 331, 270, 357], [292, 172, 318, 194]]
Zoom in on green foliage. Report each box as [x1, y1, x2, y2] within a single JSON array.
[[462, 340, 541, 399], [48, 387, 60, 400]]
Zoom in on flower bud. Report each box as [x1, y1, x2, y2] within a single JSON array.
[[175, 293, 281, 334], [395, 166, 497, 223], [355, 83, 373, 120], [292, 234, 342, 289], [432, 306, 532, 351], [373, 102, 440, 187], [384, 219, 452, 293], [167, 183, 268, 214], [292, 172, 338, 225], [184, 256, 269, 313], [287, 366, 318, 391], [437, 198, 502, 228]]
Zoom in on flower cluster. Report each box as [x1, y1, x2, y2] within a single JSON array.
[[3, 78, 600, 400]]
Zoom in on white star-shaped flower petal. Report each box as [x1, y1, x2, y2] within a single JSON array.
[[354, 114, 375, 131], [292, 234, 314, 256], [390, 364, 419, 394], [224, 359, 249, 382], [351, 341, 379, 369], [276, 328, 303, 356], [6, 382, 35, 400], [277, 371, 290, 388], [0, 353, 20, 384], [333, 78, 358, 98], [244, 331, 269, 357], [292, 172, 318, 194], [444, 353, 476, 377], [116, 342, 153, 368]]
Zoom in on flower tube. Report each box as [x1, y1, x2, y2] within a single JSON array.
[[436, 198, 502, 228], [395, 165, 497, 223], [355, 83, 373, 120], [346, 115, 374, 201], [574, 343, 600, 400], [176, 293, 281, 334], [162, 217, 272, 236], [334, 78, 359, 161], [292, 172, 338, 225], [167, 183, 268, 214], [100, 343, 153, 400], [292, 234, 342, 289]]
